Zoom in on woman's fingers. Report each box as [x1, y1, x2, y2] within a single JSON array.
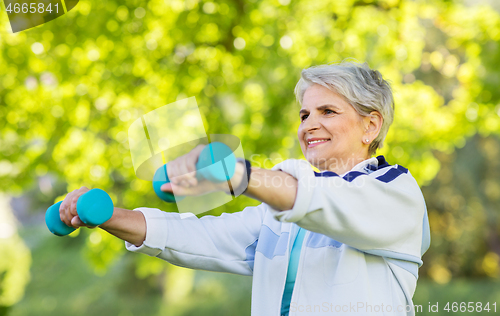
[[68, 187, 89, 227], [70, 197, 78, 217], [185, 146, 203, 186], [59, 186, 90, 228], [160, 178, 220, 197], [59, 190, 76, 227], [71, 215, 97, 228], [167, 145, 206, 187], [71, 215, 85, 227], [173, 169, 198, 188], [167, 158, 188, 185], [175, 162, 192, 185]]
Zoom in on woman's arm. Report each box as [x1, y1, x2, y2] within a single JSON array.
[[125, 204, 266, 275], [58, 185, 265, 274], [266, 159, 430, 262], [243, 165, 298, 211], [100, 208, 146, 247], [59, 146, 297, 255]]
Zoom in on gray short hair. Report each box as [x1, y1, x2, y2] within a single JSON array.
[[294, 61, 395, 156]]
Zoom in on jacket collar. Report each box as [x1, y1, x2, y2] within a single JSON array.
[[315, 155, 390, 177]]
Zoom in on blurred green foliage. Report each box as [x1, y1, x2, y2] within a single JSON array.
[[1, 0, 500, 313], [0, 195, 31, 312], [420, 134, 500, 284]]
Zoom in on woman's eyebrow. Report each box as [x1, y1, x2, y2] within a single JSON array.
[[317, 104, 341, 111], [299, 104, 340, 116]]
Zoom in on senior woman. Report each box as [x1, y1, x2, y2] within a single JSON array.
[[59, 61, 430, 316]]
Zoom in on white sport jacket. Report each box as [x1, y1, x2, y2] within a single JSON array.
[[126, 156, 430, 316]]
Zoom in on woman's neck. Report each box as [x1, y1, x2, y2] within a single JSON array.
[[316, 155, 371, 175]]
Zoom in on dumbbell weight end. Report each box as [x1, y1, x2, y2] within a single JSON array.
[[45, 201, 76, 236]]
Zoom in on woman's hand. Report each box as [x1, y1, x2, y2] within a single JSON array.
[[59, 186, 97, 229], [159, 143, 298, 211], [57, 187, 146, 246], [165, 144, 205, 188], [161, 145, 229, 197]]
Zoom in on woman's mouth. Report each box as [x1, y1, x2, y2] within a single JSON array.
[[306, 139, 330, 148]]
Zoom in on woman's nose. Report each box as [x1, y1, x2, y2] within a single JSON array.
[[303, 115, 320, 131]]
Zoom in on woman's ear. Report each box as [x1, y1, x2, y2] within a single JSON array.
[[363, 111, 383, 141]]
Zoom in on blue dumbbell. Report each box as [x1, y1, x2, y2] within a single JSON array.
[[153, 142, 236, 202], [45, 188, 114, 236]]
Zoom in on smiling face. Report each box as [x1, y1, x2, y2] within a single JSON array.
[[298, 84, 372, 173]]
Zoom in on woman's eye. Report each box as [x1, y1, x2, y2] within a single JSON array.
[[325, 109, 335, 115], [301, 114, 309, 121]]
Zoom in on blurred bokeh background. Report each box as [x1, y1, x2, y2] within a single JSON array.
[[1, 0, 500, 315]]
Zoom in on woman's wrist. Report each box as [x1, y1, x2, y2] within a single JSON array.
[[221, 161, 246, 195], [100, 207, 147, 247], [243, 168, 298, 211], [232, 158, 251, 196]]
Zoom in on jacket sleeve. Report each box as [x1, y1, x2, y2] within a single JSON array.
[[269, 159, 429, 263], [125, 204, 266, 276]]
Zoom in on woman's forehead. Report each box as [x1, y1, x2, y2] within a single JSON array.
[[302, 85, 348, 108]]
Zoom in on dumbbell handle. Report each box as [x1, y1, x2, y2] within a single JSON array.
[[45, 188, 114, 236], [153, 142, 236, 202]]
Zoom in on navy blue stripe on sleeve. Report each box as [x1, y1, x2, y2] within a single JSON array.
[[375, 165, 408, 183], [314, 171, 339, 178], [313, 157, 408, 184], [313, 171, 365, 182], [342, 171, 366, 182]]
